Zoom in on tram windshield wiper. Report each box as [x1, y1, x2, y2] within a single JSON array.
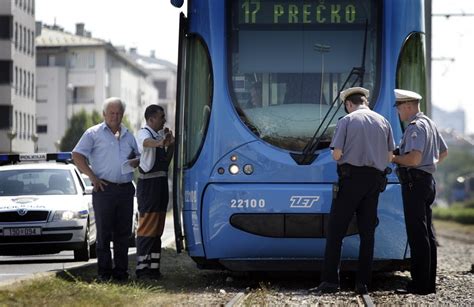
[[291, 20, 369, 165]]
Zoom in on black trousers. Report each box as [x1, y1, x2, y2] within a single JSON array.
[[401, 175, 437, 293], [136, 177, 169, 276], [92, 183, 134, 278], [321, 168, 382, 285]]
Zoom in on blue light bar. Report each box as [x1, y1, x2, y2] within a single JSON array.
[[0, 154, 20, 165], [0, 152, 72, 166], [46, 152, 73, 163]]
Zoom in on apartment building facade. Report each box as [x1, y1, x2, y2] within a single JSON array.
[[35, 23, 158, 152], [0, 0, 36, 153]]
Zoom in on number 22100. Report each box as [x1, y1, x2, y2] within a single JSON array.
[[230, 199, 265, 208]]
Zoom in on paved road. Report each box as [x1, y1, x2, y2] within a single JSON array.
[[0, 214, 175, 285]]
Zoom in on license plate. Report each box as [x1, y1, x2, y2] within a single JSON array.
[[3, 227, 42, 236]]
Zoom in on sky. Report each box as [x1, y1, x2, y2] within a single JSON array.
[[36, 0, 474, 133], [36, 0, 186, 64]]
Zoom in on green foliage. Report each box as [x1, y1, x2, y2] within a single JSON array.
[[122, 115, 133, 133], [434, 202, 474, 225], [59, 110, 134, 152], [91, 110, 102, 125], [435, 147, 474, 200], [60, 109, 94, 152]]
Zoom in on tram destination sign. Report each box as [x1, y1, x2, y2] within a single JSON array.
[[239, 0, 371, 25]]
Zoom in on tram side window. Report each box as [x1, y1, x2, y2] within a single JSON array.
[[396, 32, 427, 129], [183, 36, 212, 166]]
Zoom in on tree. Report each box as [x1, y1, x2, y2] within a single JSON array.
[[436, 147, 474, 201], [60, 110, 93, 151], [59, 109, 135, 151]]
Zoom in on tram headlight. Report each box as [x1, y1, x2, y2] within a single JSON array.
[[230, 155, 238, 162], [243, 164, 254, 175], [229, 164, 240, 175]]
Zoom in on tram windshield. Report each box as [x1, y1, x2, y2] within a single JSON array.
[[229, 0, 379, 151]]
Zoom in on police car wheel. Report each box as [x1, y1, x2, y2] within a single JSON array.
[[74, 225, 91, 261]]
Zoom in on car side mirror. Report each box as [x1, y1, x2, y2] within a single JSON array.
[[84, 186, 93, 195], [170, 0, 184, 8]]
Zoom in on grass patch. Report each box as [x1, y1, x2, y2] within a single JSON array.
[[0, 277, 157, 307], [0, 247, 234, 306]]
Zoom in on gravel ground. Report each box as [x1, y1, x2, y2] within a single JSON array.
[[157, 229, 473, 306]]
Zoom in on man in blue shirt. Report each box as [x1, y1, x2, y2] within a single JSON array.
[[73, 97, 139, 282], [312, 87, 395, 295], [392, 89, 448, 295]]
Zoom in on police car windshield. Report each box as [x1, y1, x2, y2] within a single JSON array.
[[0, 169, 77, 196], [229, 0, 379, 151]]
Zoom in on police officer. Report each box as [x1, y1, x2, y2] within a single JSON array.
[[312, 87, 395, 295], [392, 89, 448, 295], [135, 104, 174, 280]]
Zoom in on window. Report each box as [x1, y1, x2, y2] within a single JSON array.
[[0, 61, 13, 84], [22, 113, 26, 139], [27, 30, 30, 54], [27, 115, 30, 139], [396, 32, 427, 128], [23, 27, 26, 53], [37, 124, 47, 133], [18, 68, 22, 95], [15, 22, 18, 48], [72, 86, 95, 104], [19, 25, 22, 51], [23, 70, 26, 96], [14, 66, 18, 93], [0, 106, 12, 129], [229, 0, 380, 151], [27, 72, 30, 97], [181, 35, 213, 167], [0, 15, 13, 39], [154, 80, 168, 99]]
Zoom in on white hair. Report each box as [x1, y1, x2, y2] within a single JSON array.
[[103, 97, 126, 113]]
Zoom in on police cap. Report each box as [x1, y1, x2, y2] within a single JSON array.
[[393, 89, 422, 106], [340, 87, 370, 102]]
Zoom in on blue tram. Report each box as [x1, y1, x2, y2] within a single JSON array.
[[170, 0, 430, 271]]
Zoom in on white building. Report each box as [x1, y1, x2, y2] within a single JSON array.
[[0, 0, 36, 153], [35, 23, 158, 152], [127, 49, 177, 131]]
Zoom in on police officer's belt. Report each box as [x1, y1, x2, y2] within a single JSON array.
[[137, 171, 167, 180], [396, 167, 431, 184], [338, 164, 385, 175]]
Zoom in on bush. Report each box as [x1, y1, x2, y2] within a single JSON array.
[[433, 207, 474, 224]]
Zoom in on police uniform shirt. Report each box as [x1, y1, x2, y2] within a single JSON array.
[[399, 112, 448, 174], [137, 125, 165, 173], [330, 106, 395, 172]]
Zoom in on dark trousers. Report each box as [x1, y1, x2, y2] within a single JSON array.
[[136, 177, 169, 276], [321, 169, 382, 285], [401, 175, 437, 293], [92, 183, 134, 278]]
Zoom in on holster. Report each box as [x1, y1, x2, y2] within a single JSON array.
[[337, 164, 351, 179], [379, 167, 392, 192], [395, 167, 412, 185]]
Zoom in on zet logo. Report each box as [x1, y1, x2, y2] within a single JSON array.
[[289, 196, 320, 208]]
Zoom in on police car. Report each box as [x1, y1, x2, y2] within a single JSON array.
[[0, 153, 97, 261]]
